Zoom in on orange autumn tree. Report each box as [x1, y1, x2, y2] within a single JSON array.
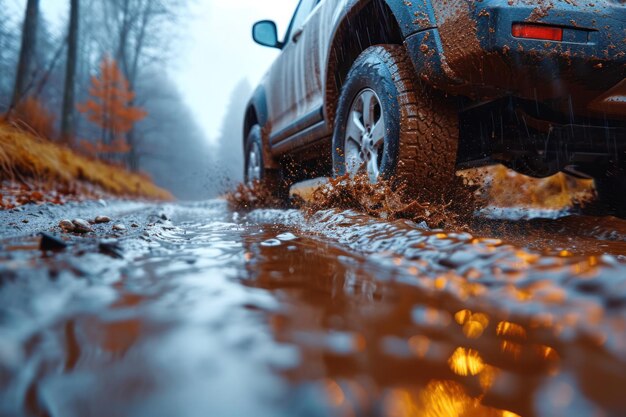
[[78, 56, 147, 160]]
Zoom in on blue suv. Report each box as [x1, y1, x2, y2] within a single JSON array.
[[245, 0, 626, 213]]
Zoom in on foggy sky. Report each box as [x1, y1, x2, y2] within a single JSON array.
[[8, 0, 298, 142], [180, 1, 297, 142]]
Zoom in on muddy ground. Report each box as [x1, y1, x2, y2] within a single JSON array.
[[1, 199, 626, 417]]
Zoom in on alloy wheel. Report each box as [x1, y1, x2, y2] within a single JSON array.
[[343, 88, 385, 183]]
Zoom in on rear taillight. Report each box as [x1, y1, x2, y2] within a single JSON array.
[[512, 23, 563, 42]]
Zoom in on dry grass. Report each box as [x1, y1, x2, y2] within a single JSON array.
[[0, 121, 172, 201], [10, 97, 56, 139]]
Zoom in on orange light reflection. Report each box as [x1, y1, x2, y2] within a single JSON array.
[[383, 380, 521, 417]]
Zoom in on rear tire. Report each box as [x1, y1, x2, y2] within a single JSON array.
[[332, 44, 459, 199], [244, 125, 288, 200], [593, 167, 626, 217]]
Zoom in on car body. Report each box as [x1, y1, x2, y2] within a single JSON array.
[[245, 0, 626, 208]]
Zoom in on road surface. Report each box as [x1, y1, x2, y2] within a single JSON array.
[[1, 200, 626, 417]]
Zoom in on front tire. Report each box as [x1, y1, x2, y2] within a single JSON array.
[[244, 125, 288, 200], [332, 45, 459, 200]]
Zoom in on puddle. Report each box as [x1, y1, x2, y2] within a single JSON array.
[[0, 200, 625, 416]]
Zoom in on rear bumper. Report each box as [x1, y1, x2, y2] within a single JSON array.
[[406, 0, 626, 119]]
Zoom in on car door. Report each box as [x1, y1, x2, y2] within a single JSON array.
[[290, 0, 329, 131], [266, 0, 320, 147]]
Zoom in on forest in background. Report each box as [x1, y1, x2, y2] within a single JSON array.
[[0, 0, 247, 200]]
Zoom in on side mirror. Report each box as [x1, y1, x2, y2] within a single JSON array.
[[252, 20, 282, 49]]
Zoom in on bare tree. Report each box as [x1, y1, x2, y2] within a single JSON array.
[[61, 0, 186, 168], [10, 0, 40, 112], [61, 0, 80, 144], [101, 0, 182, 85], [99, 0, 185, 170], [0, 0, 20, 109]]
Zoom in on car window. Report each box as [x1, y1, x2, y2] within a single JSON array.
[[285, 0, 319, 43]]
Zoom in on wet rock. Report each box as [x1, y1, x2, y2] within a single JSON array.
[[439, 251, 480, 269], [277, 232, 298, 241], [99, 240, 124, 259], [39, 232, 67, 251], [576, 280, 604, 294], [261, 239, 282, 247], [94, 216, 112, 224], [59, 219, 75, 233], [72, 219, 93, 234], [606, 296, 626, 309], [112, 224, 126, 232]]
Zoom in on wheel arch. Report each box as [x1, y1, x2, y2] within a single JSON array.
[[323, 0, 433, 126], [243, 86, 269, 144], [243, 86, 280, 169]]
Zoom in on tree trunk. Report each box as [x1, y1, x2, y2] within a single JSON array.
[[60, 0, 79, 145], [124, 1, 152, 172], [10, 0, 39, 111], [127, 122, 139, 171]]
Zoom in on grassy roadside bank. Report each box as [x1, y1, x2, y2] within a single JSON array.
[[0, 122, 172, 209]]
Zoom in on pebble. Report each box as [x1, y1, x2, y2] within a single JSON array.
[[112, 224, 126, 232], [59, 219, 75, 233], [94, 216, 112, 224], [72, 219, 93, 234]]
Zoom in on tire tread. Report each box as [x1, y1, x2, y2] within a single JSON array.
[[372, 45, 459, 198]]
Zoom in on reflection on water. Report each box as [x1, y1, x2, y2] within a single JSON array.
[[448, 347, 485, 376], [383, 380, 521, 417], [1, 201, 626, 416]]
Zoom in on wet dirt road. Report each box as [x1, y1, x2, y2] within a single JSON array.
[[1, 200, 626, 417]]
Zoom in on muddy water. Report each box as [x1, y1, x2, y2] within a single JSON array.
[[1, 201, 626, 417]]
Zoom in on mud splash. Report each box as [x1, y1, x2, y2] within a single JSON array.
[[226, 173, 480, 229], [281, 169, 619, 259], [228, 164, 593, 232], [465, 166, 595, 212], [225, 180, 285, 211], [303, 175, 464, 226], [304, 174, 480, 229]]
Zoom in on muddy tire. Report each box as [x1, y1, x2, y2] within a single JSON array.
[[244, 125, 288, 200], [332, 44, 459, 199]]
